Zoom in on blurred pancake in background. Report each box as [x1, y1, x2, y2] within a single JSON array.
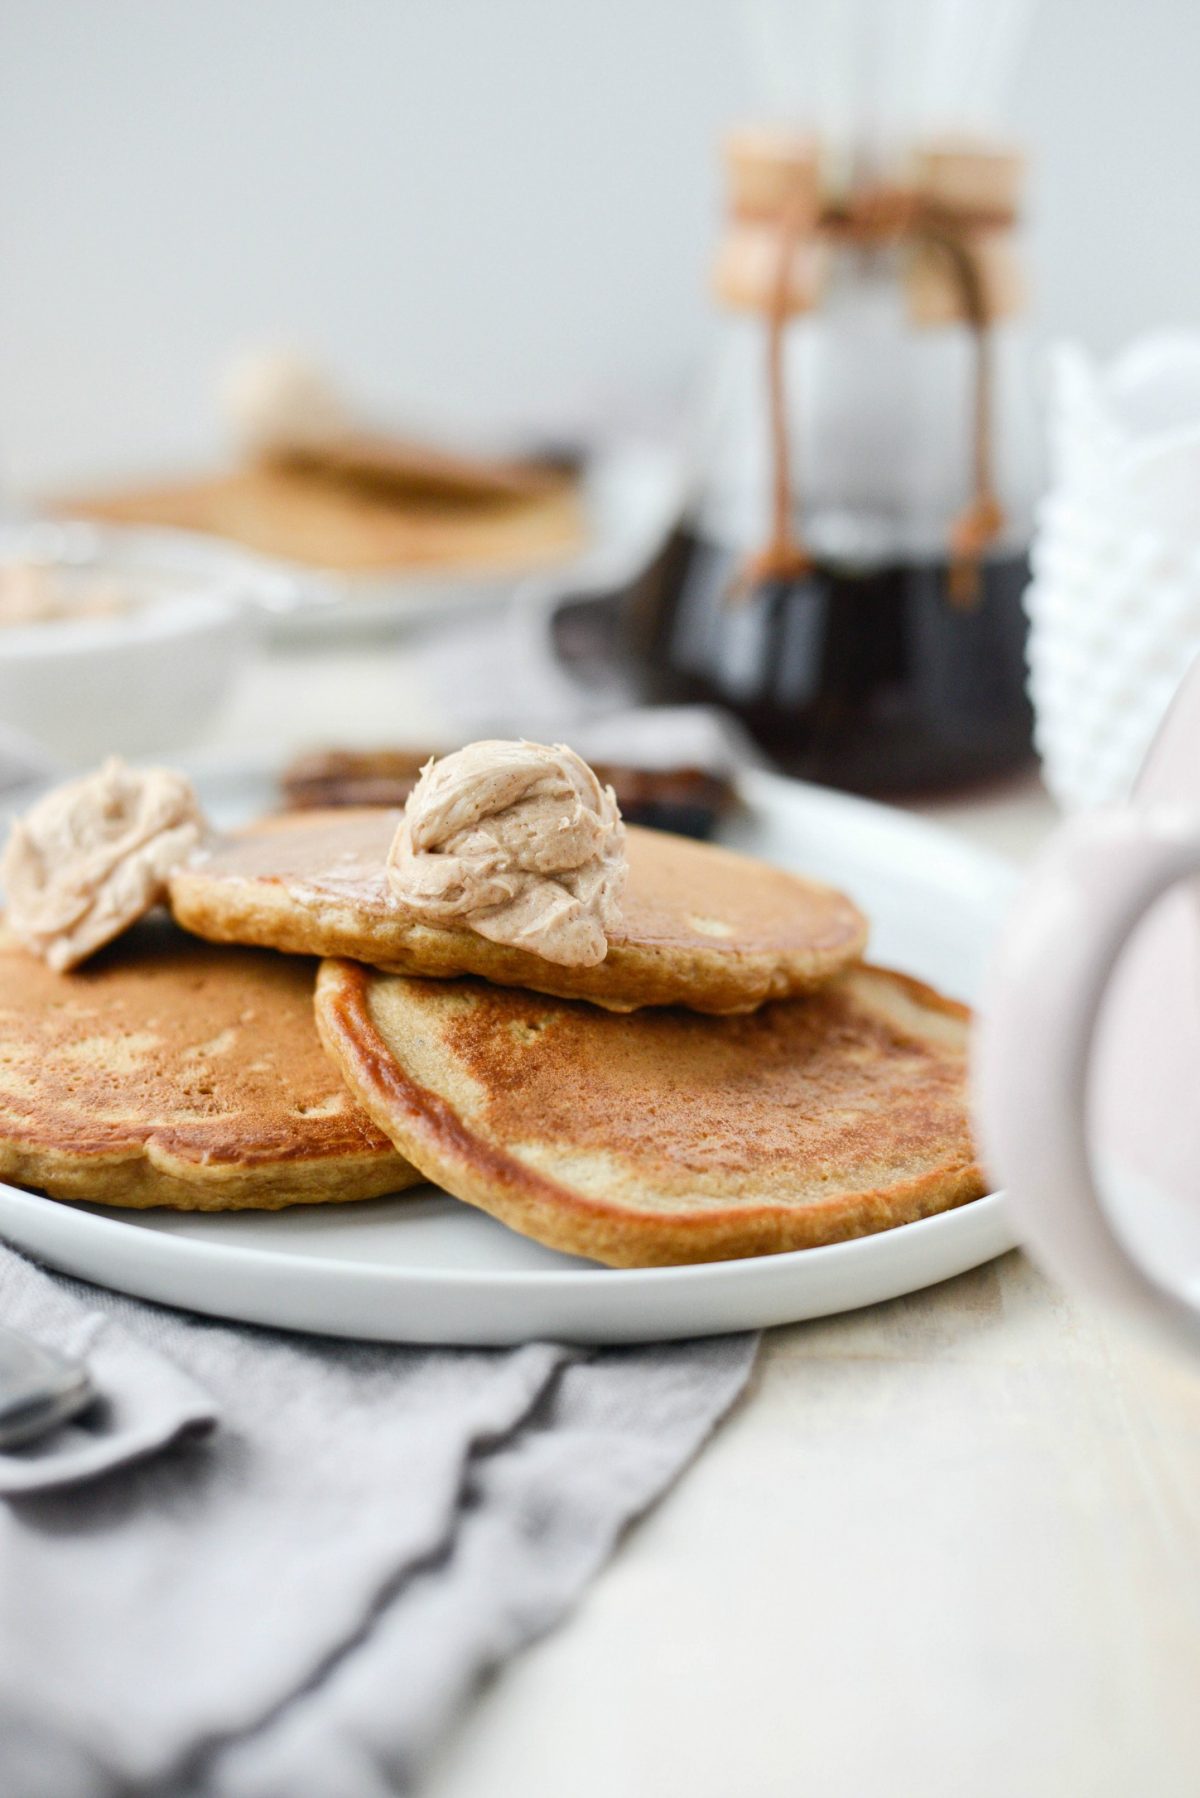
[[57, 350, 586, 578], [58, 461, 584, 577]]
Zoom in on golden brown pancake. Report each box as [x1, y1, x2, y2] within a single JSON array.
[[315, 960, 987, 1266], [0, 918, 418, 1210], [169, 810, 869, 1015]]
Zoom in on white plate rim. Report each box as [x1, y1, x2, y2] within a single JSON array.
[[0, 1182, 1013, 1345], [0, 1179, 1009, 1296]]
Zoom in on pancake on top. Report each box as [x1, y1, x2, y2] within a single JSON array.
[[170, 741, 869, 1015]]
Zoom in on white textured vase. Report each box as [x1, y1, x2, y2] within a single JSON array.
[[1027, 333, 1200, 811]]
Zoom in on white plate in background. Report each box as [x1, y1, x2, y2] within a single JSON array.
[[8, 441, 683, 646], [0, 769, 1018, 1344]]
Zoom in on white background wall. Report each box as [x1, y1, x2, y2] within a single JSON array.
[[1, 0, 1197, 491]]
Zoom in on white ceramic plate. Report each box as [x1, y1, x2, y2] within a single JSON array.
[[0, 769, 1018, 1344]]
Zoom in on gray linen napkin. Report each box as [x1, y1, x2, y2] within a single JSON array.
[[0, 1245, 756, 1798]]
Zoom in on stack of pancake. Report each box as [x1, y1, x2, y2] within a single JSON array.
[[0, 799, 986, 1266]]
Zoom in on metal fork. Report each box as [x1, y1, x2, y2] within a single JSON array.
[[0, 1323, 95, 1448]]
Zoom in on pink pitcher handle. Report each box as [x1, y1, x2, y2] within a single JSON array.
[[976, 807, 1200, 1351]]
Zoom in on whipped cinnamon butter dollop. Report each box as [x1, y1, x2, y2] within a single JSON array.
[[1, 758, 207, 971], [220, 349, 351, 459], [387, 740, 627, 967], [0, 562, 130, 628]]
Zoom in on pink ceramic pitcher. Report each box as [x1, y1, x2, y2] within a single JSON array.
[[977, 653, 1200, 1349]]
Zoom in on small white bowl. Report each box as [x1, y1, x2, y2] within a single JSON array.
[[0, 521, 290, 768]]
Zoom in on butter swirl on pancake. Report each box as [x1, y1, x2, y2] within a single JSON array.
[[2, 758, 206, 971], [387, 741, 627, 968]]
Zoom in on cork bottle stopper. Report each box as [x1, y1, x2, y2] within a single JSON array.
[[723, 129, 821, 221], [909, 138, 1024, 219], [906, 137, 1026, 327], [715, 131, 822, 315]]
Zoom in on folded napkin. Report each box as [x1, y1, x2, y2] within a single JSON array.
[[0, 1244, 755, 1798]]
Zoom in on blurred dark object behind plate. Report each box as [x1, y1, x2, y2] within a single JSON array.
[[281, 748, 735, 841], [619, 527, 1035, 797]]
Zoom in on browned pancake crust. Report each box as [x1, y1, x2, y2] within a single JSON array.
[[0, 919, 417, 1210], [315, 959, 987, 1266], [169, 811, 869, 1015]]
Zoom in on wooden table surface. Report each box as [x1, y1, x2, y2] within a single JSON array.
[[218, 644, 1200, 1798]]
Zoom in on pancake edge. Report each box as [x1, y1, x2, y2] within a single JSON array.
[[314, 959, 988, 1267], [0, 1131, 420, 1212], [169, 861, 869, 1016]]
